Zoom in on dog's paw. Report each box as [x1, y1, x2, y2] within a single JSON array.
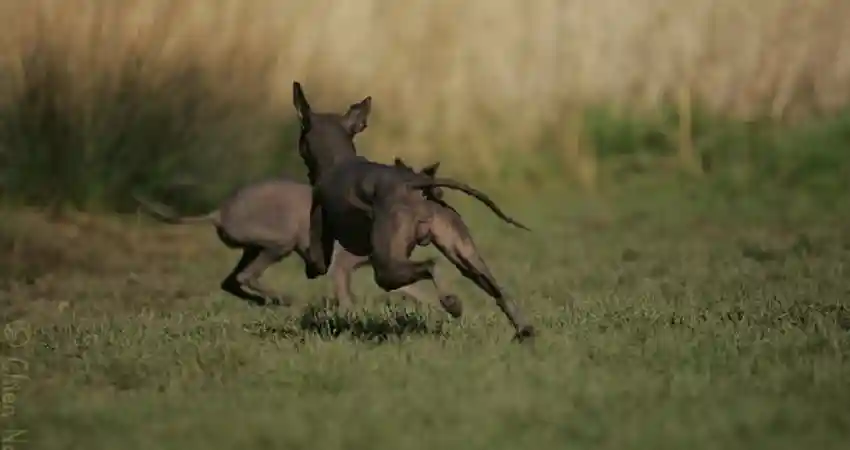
[[305, 269, 320, 280], [304, 263, 327, 280], [512, 325, 536, 343], [439, 295, 463, 318], [269, 295, 295, 307]]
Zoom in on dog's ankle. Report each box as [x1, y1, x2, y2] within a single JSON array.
[[513, 325, 536, 342]]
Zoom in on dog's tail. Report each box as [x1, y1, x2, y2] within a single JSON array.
[[407, 178, 530, 231], [133, 193, 221, 226]]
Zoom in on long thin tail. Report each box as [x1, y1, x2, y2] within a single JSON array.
[[408, 177, 530, 231], [133, 193, 221, 226]]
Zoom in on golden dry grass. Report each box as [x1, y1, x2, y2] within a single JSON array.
[[1, 0, 848, 168]]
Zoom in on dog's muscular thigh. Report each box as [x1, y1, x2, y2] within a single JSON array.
[[373, 259, 434, 291], [370, 204, 433, 291]]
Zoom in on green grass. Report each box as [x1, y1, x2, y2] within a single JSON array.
[[2, 180, 849, 450]]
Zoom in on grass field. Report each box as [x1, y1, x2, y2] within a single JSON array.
[[2, 3, 848, 448], [2, 178, 849, 450]]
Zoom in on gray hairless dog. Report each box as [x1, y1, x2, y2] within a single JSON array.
[[292, 81, 536, 341], [133, 170, 444, 310]]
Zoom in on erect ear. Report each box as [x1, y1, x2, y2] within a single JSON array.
[[421, 161, 440, 177], [292, 81, 311, 128], [342, 96, 372, 135], [393, 157, 413, 170]]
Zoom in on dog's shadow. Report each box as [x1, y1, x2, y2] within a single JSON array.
[[247, 302, 448, 343]]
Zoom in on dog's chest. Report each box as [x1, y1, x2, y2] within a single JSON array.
[[321, 186, 374, 256]]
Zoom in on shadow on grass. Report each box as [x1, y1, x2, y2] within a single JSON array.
[[245, 303, 448, 343]]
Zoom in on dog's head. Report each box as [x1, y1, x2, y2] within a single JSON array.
[[393, 157, 444, 201], [292, 81, 372, 184]]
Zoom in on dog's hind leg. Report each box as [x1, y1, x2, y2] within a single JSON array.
[[221, 247, 272, 305], [370, 207, 438, 295], [222, 246, 293, 306], [426, 263, 464, 318], [333, 246, 445, 315], [428, 212, 535, 340], [328, 247, 367, 309]]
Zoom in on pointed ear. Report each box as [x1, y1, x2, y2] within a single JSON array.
[[292, 81, 311, 127], [421, 161, 440, 177], [342, 96, 372, 135], [393, 157, 413, 170]]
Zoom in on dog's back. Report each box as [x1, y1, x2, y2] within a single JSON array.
[[216, 177, 312, 247]]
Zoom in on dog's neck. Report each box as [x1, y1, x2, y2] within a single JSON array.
[[308, 148, 361, 185]]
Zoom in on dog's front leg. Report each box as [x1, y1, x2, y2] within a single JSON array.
[[428, 209, 535, 341], [305, 190, 334, 279]]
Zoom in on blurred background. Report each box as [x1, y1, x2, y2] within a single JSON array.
[[0, 0, 848, 212], [3, 3, 850, 445]]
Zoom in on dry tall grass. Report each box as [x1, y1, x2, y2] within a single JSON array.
[[1, 0, 848, 180]]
